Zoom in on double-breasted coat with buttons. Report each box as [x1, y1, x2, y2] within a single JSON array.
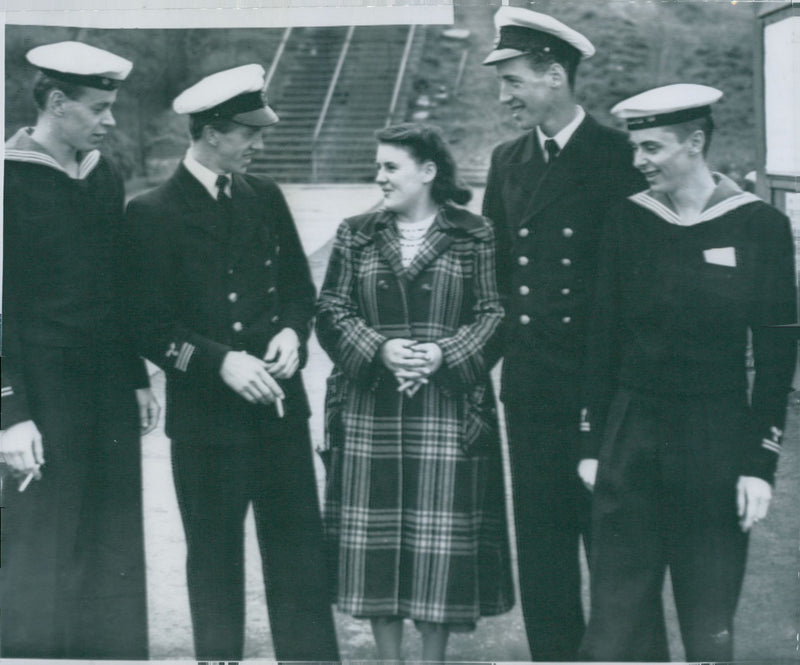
[[483, 114, 645, 400], [122, 164, 339, 660], [481, 114, 646, 660], [123, 164, 313, 441], [316, 204, 514, 626]]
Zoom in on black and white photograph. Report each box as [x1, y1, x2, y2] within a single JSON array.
[[1, 0, 799, 661]]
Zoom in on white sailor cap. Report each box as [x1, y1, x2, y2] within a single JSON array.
[[172, 64, 279, 127], [482, 7, 595, 66], [26, 41, 133, 91], [611, 84, 723, 130]]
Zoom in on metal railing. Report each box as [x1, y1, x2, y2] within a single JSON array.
[[385, 25, 417, 127], [264, 27, 292, 93], [311, 25, 356, 181]]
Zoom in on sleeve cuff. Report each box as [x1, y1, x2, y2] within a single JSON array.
[[1, 392, 32, 430], [744, 426, 784, 484]]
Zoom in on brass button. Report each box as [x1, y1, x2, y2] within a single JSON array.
[[520, 314, 531, 325], [232, 321, 243, 332], [264, 259, 272, 267], [270, 315, 279, 324], [562, 227, 574, 238], [562, 316, 572, 324], [561, 287, 571, 295], [268, 286, 276, 294], [518, 228, 530, 238], [518, 256, 529, 266], [228, 292, 238, 303], [561, 257, 572, 267], [519, 285, 530, 296]]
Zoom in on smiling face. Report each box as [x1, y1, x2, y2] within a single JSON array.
[[375, 142, 435, 216], [210, 124, 265, 174], [494, 56, 556, 131], [629, 126, 697, 194], [57, 87, 118, 153]]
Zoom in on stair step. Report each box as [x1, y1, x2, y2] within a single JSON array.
[[250, 24, 424, 183]]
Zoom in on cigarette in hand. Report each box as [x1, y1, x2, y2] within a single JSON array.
[[18, 465, 41, 493], [275, 397, 285, 418]]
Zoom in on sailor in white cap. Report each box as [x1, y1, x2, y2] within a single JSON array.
[[2, 41, 157, 658], [26, 40, 133, 91], [480, 8, 646, 660], [123, 64, 339, 661], [578, 84, 797, 661]]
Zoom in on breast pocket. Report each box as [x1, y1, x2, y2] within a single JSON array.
[[696, 256, 748, 304]]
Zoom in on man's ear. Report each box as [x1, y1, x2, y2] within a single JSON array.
[[202, 124, 219, 147], [548, 62, 567, 89], [47, 89, 67, 116], [688, 129, 706, 157]]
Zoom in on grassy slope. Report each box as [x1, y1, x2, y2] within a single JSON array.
[[415, 0, 757, 183]]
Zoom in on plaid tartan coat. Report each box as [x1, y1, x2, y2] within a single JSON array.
[[316, 204, 514, 626]]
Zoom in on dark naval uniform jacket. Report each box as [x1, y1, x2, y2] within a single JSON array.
[[123, 163, 339, 661], [481, 113, 646, 661], [483, 113, 645, 404], [123, 164, 314, 442]]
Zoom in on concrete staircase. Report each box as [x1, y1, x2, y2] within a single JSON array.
[[251, 25, 422, 183]]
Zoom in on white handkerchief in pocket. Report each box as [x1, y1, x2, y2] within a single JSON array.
[[703, 246, 737, 267]]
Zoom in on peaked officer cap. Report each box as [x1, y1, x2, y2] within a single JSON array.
[[172, 64, 279, 127], [483, 6, 595, 66]]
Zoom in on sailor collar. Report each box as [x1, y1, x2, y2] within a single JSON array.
[[629, 172, 760, 226], [4, 127, 101, 180]]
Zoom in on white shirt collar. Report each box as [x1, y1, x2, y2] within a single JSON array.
[[182, 151, 231, 200], [537, 106, 586, 161]]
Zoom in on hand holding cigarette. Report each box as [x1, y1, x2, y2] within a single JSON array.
[[0, 420, 45, 491], [18, 464, 42, 493]]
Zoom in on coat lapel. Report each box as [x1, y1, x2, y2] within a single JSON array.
[[519, 115, 596, 225], [504, 132, 547, 227], [404, 211, 455, 282], [227, 174, 263, 266], [172, 164, 228, 242], [374, 219, 407, 282]]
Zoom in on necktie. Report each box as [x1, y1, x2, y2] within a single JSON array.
[[544, 138, 560, 163], [216, 174, 231, 202], [216, 174, 233, 235]]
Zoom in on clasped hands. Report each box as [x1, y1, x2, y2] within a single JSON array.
[[219, 328, 299, 406], [380, 338, 443, 397]]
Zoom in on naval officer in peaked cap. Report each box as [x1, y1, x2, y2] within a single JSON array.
[[1, 41, 158, 658], [578, 84, 797, 661], [122, 64, 340, 660], [480, 7, 646, 660]]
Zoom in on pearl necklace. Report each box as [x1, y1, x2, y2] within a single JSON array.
[[397, 213, 436, 267]]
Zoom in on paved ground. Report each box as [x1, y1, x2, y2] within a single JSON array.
[[141, 185, 799, 661]]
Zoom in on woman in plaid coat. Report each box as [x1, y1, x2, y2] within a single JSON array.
[[316, 124, 514, 660]]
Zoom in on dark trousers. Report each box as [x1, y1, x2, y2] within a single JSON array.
[[504, 392, 592, 661], [172, 416, 339, 661], [580, 390, 749, 662], [0, 346, 147, 658]]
